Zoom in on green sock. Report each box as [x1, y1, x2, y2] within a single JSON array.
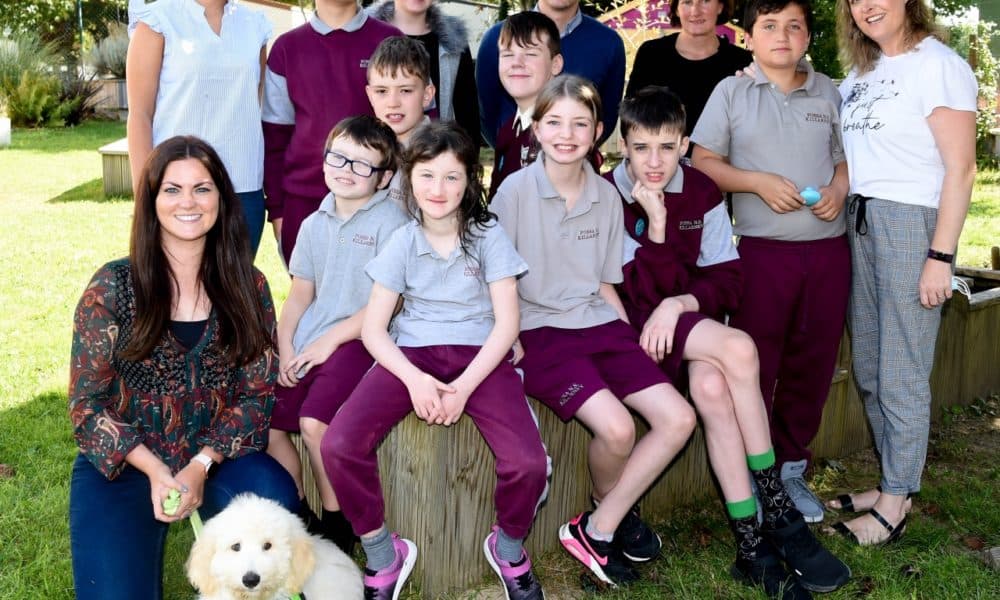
[[746, 448, 776, 471], [726, 496, 758, 520]]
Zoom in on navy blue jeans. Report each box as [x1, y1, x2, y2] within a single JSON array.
[[69, 451, 297, 600], [237, 189, 266, 257]]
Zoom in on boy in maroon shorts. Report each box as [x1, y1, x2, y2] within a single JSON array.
[[266, 116, 409, 551], [613, 85, 849, 598]]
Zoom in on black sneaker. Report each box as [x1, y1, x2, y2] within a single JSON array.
[[559, 511, 640, 587], [763, 513, 851, 592], [614, 503, 662, 562], [731, 553, 813, 600]]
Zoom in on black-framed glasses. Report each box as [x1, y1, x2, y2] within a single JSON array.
[[323, 151, 387, 178]]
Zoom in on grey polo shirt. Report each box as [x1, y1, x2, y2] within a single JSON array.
[[288, 189, 409, 353], [365, 220, 528, 348], [492, 156, 625, 331], [691, 63, 846, 241]]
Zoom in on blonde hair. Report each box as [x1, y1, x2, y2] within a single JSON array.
[[532, 74, 602, 129], [837, 0, 940, 74]]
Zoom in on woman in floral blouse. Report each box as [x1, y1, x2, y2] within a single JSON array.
[[68, 136, 298, 600]]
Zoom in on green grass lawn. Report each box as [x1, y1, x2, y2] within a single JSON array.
[[0, 122, 997, 599]]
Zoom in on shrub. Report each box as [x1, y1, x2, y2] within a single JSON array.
[[88, 22, 128, 79], [6, 71, 63, 127], [0, 31, 60, 100], [56, 74, 101, 126]]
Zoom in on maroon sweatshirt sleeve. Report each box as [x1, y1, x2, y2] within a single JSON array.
[[620, 238, 691, 321], [687, 258, 743, 319], [263, 122, 293, 220]]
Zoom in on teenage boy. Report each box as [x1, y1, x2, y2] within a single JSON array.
[[691, 0, 851, 524], [476, 0, 625, 147], [267, 116, 409, 552], [612, 85, 850, 599], [263, 0, 400, 265], [488, 11, 563, 199]]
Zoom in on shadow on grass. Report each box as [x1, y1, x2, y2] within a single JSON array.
[[47, 178, 132, 204]]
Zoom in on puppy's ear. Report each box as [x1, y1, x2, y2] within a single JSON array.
[[286, 531, 317, 593], [186, 535, 219, 598]]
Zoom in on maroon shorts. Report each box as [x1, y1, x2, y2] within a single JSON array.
[[270, 339, 374, 432], [518, 319, 670, 421], [657, 311, 711, 386]]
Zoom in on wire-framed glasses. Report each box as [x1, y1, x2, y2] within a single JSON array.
[[323, 151, 386, 178]]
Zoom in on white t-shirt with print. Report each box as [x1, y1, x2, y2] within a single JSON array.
[[839, 37, 977, 208]]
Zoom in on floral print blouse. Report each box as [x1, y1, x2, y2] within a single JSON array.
[[69, 259, 278, 479]]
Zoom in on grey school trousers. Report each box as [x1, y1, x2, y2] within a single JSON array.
[[847, 197, 942, 496]]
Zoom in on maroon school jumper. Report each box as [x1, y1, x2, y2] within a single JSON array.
[[488, 114, 538, 200], [605, 165, 742, 325], [606, 164, 742, 382], [262, 16, 400, 264]]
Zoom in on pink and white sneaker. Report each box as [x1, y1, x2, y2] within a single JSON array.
[[362, 533, 417, 600], [558, 511, 639, 587], [483, 526, 545, 600]]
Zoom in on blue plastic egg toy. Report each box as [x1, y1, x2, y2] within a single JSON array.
[[801, 187, 821, 206]]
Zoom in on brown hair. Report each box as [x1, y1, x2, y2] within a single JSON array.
[[498, 11, 561, 58], [532, 74, 603, 131], [324, 114, 402, 174], [669, 0, 731, 28], [837, 0, 938, 74], [403, 122, 493, 255], [122, 136, 271, 366], [367, 35, 431, 84], [619, 85, 686, 141]]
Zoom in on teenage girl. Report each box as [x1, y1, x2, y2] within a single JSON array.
[[491, 74, 697, 587], [321, 122, 548, 600]]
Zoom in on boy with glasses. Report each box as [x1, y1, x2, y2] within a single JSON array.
[[267, 115, 410, 551]]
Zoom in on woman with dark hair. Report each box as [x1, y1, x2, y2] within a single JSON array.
[[825, 0, 976, 546], [626, 0, 751, 144], [68, 136, 298, 599]]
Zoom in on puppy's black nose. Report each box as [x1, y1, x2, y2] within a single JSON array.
[[242, 571, 261, 588]]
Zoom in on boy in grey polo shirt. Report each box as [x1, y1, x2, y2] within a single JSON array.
[[266, 116, 409, 552], [692, 0, 851, 533]]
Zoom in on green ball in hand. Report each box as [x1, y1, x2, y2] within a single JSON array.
[[163, 489, 182, 516]]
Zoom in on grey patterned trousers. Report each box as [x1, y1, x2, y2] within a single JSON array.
[[847, 197, 942, 495]]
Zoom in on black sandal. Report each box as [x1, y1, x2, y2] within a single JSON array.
[[829, 485, 882, 513], [831, 508, 907, 546]]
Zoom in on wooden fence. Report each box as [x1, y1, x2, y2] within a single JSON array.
[[295, 276, 1000, 596]]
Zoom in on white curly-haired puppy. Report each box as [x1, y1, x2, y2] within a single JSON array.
[[186, 494, 363, 600]]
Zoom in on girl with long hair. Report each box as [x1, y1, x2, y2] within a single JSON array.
[[321, 123, 548, 600]]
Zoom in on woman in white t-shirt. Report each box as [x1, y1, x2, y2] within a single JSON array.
[[127, 0, 271, 254], [825, 0, 976, 546]]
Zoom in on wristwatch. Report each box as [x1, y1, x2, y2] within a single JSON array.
[[191, 452, 217, 476]]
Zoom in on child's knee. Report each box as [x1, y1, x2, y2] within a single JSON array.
[[299, 416, 327, 448], [501, 444, 549, 491], [318, 425, 351, 467], [720, 329, 759, 377], [690, 371, 735, 423], [672, 402, 698, 437], [595, 416, 636, 455]]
